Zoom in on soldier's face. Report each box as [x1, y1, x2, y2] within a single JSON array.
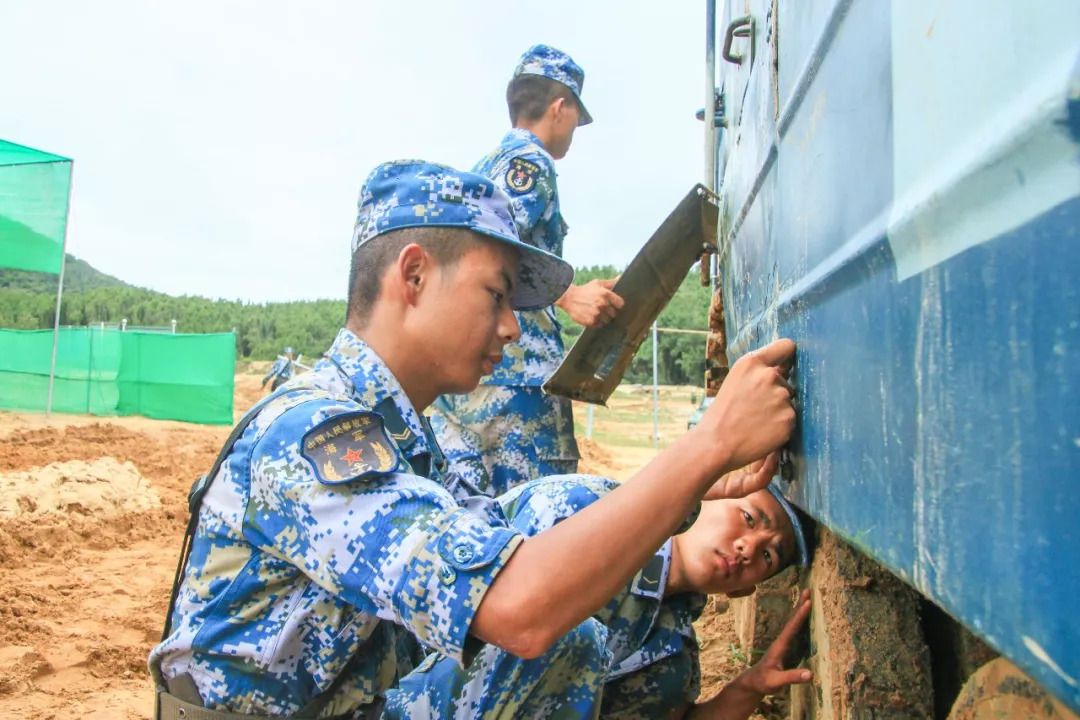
[[547, 98, 580, 160], [421, 238, 521, 393], [674, 489, 796, 595]]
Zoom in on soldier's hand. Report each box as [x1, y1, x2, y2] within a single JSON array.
[[681, 589, 811, 719], [704, 452, 778, 500], [557, 278, 624, 328], [693, 339, 796, 474], [740, 590, 813, 695]]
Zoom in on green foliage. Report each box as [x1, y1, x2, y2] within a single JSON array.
[[556, 264, 711, 386], [1, 256, 713, 380], [0, 254, 131, 293], [0, 256, 345, 361]]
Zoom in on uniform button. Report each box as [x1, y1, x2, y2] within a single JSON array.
[[439, 565, 456, 585], [452, 544, 475, 564]]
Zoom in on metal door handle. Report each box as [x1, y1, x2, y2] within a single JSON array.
[[722, 15, 755, 65]]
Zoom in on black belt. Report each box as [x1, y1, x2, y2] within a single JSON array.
[[156, 687, 383, 720]]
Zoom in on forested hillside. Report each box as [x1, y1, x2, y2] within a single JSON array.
[[0, 254, 131, 293], [0, 257, 712, 385]]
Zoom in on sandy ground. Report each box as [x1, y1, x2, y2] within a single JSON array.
[[0, 370, 766, 719]]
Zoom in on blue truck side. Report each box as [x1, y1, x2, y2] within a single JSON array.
[[706, 0, 1079, 713]]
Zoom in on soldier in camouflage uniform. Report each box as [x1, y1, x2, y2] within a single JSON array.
[[386, 472, 813, 719], [261, 346, 296, 393], [433, 44, 625, 496], [150, 159, 800, 719]]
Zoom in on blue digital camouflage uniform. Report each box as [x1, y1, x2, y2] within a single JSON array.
[[262, 352, 294, 390], [433, 45, 594, 496], [150, 161, 612, 718], [385, 475, 707, 720], [151, 328, 511, 714]]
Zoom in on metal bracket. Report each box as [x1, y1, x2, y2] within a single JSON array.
[[695, 90, 727, 127], [722, 15, 755, 65]]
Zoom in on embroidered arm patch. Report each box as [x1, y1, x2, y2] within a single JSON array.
[[505, 157, 541, 194], [300, 412, 398, 484]]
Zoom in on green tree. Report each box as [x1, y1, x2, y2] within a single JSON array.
[[1, 256, 714, 380]]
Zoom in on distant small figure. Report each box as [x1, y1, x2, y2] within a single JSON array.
[[261, 346, 295, 392]]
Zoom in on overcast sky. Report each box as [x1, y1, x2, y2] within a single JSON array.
[[2, 1, 709, 303]]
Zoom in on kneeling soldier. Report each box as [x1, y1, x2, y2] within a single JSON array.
[[386, 472, 814, 719]]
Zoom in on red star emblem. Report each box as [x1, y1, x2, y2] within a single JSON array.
[[341, 447, 363, 464]]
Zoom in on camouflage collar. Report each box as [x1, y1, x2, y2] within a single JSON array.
[[631, 539, 674, 600], [504, 128, 554, 162], [319, 328, 433, 459]]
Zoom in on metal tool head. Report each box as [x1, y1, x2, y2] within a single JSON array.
[[543, 184, 719, 404]]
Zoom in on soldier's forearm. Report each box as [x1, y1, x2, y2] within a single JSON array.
[[471, 428, 729, 658], [553, 282, 575, 310]]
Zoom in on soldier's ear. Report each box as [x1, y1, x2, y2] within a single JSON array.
[[397, 243, 428, 304], [549, 96, 567, 120]]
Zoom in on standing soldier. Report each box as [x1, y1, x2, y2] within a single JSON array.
[[261, 346, 296, 392], [432, 44, 625, 496]]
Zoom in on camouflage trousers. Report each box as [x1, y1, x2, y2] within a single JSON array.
[[385, 638, 697, 720], [431, 385, 580, 496], [383, 619, 611, 719]]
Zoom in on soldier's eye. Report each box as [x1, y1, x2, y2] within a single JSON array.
[[764, 549, 772, 567]]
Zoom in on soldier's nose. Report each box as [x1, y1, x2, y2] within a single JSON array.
[[501, 307, 521, 343]]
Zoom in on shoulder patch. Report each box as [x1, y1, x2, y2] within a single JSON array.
[[300, 412, 398, 484], [505, 157, 541, 194]]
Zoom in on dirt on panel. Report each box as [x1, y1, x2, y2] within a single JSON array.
[[797, 530, 934, 719]]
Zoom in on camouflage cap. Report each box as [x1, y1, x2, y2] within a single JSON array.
[[352, 160, 574, 311], [513, 44, 593, 126], [766, 479, 811, 567]]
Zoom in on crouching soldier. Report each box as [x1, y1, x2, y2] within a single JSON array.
[[386, 468, 814, 719], [149, 159, 799, 719]]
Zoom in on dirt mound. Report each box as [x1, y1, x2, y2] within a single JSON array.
[[0, 646, 52, 697], [0, 422, 222, 484], [0, 420, 223, 569], [576, 437, 616, 475], [0, 415, 228, 718], [0, 458, 159, 519]]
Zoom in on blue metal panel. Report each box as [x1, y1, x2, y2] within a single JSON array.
[[716, 0, 1080, 709]]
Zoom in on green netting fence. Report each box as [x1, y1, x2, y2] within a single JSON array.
[[0, 327, 235, 424], [0, 140, 72, 275]]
